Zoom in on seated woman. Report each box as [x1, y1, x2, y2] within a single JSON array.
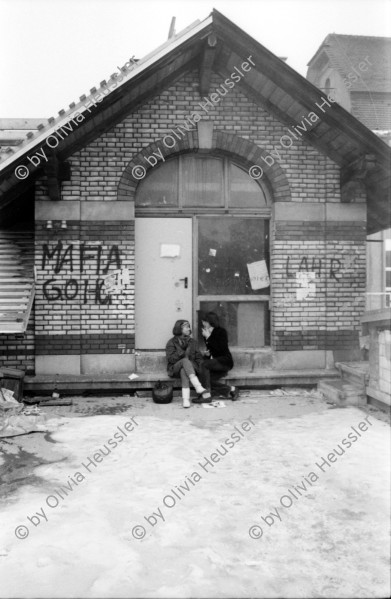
[[199, 311, 239, 401], [166, 319, 211, 408]]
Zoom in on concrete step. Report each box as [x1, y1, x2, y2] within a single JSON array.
[[335, 361, 369, 388], [24, 369, 340, 395], [318, 379, 366, 407], [318, 380, 345, 403]]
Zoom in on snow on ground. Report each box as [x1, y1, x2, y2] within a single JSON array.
[[0, 394, 390, 598]]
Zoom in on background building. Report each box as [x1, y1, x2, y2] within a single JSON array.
[[306, 34, 391, 134]]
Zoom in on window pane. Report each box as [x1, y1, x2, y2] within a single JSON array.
[[229, 164, 268, 208], [198, 218, 269, 295], [182, 156, 223, 207], [386, 251, 391, 268], [136, 160, 178, 207], [199, 301, 270, 347], [386, 271, 391, 287]]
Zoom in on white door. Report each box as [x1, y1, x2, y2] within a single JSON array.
[[135, 218, 192, 349]]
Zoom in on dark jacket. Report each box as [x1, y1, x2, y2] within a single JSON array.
[[204, 327, 234, 370], [166, 336, 204, 377]]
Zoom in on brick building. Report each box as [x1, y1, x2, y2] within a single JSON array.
[[0, 11, 390, 389]]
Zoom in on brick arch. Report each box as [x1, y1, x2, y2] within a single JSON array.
[[117, 130, 291, 202]]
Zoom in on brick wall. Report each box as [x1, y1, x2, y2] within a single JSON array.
[[34, 220, 134, 358], [36, 71, 340, 204], [0, 311, 35, 374], [271, 212, 366, 352]]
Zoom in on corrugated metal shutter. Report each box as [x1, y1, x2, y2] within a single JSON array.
[[0, 230, 35, 334]]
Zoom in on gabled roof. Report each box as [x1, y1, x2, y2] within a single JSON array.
[[0, 10, 390, 233], [0, 16, 209, 172], [307, 34, 391, 93]]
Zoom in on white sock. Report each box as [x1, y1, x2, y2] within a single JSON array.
[[189, 374, 205, 394], [182, 387, 191, 408]]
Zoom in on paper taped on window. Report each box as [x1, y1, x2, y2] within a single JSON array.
[[247, 260, 270, 290]]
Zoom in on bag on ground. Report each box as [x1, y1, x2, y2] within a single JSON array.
[[152, 380, 173, 404]]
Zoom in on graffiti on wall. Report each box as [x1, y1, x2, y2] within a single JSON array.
[[285, 248, 361, 281], [274, 250, 362, 307], [285, 256, 342, 281], [41, 242, 123, 303]]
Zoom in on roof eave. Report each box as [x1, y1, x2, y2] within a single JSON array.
[[0, 14, 213, 173]]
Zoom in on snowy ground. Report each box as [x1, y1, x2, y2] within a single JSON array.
[[0, 391, 390, 598]]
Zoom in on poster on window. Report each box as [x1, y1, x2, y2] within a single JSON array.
[[247, 260, 270, 290]]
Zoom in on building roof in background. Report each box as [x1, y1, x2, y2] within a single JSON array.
[[307, 34, 391, 93]]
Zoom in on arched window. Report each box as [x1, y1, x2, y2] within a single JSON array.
[[135, 154, 270, 210]]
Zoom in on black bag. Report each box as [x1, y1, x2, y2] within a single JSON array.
[[152, 380, 173, 404]]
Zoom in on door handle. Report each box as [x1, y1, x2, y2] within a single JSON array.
[[179, 277, 188, 288]]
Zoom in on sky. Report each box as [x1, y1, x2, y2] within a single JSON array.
[[0, 0, 390, 118]]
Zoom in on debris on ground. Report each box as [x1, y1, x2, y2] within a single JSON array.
[[0, 400, 48, 438], [269, 387, 323, 398], [0, 367, 25, 403], [0, 387, 22, 415], [0, 387, 19, 404], [202, 400, 227, 408]]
